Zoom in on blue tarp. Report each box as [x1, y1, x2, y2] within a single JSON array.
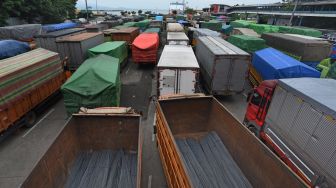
[[0, 40, 30, 60], [42, 22, 78, 33], [155, 16, 163, 21], [252, 48, 321, 80]]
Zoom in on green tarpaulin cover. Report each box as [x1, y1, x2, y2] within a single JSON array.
[[227, 35, 267, 53], [88, 41, 128, 64], [135, 19, 151, 29], [279, 26, 322, 37], [249, 24, 279, 34], [201, 20, 222, 31], [114, 25, 130, 29], [230, 20, 253, 28], [123, 22, 137, 27], [144, 28, 161, 34], [61, 54, 121, 115]]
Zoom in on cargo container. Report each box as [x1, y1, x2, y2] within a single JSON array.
[[0, 24, 42, 41], [85, 24, 109, 32], [61, 54, 121, 115], [103, 27, 139, 45], [261, 33, 332, 62], [149, 20, 163, 29], [100, 20, 120, 28], [166, 23, 184, 32], [157, 45, 199, 96], [23, 107, 142, 188], [188, 28, 221, 46], [0, 48, 65, 140], [166, 32, 189, 45], [35, 28, 86, 52], [232, 28, 260, 37], [56, 32, 104, 70], [249, 47, 321, 86], [132, 33, 159, 64], [196, 36, 250, 95], [244, 78, 336, 187], [88, 41, 128, 66], [156, 95, 305, 188]]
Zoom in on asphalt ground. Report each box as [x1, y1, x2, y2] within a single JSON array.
[[0, 30, 250, 188]]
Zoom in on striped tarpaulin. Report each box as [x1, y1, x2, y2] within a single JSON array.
[[0, 48, 62, 108]]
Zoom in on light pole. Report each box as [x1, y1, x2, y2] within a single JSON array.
[[289, 0, 299, 26], [85, 0, 89, 21]]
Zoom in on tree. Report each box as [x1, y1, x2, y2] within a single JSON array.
[[131, 11, 136, 15], [0, 0, 24, 26], [184, 8, 195, 15], [138, 10, 142, 15], [0, 0, 77, 26]]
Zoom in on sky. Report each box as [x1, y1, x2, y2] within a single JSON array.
[[76, 0, 281, 10]]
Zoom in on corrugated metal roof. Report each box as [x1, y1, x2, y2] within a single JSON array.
[[158, 45, 199, 68], [279, 78, 336, 118], [167, 32, 189, 41], [199, 36, 249, 56], [56, 32, 103, 42]]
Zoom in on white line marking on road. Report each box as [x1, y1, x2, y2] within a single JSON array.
[[148, 175, 152, 188], [22, 108, 55, 138], [152, 133, 155, 142]]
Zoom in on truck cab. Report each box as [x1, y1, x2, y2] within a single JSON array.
[[244, 80, 277, 136]]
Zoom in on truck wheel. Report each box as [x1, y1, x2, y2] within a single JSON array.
[[24, 111, 37, 128]]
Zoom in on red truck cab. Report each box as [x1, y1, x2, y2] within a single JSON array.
[[244, 80, 315, 187], [244, 80, 278, 136]]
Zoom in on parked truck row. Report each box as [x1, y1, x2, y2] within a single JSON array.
[[1, 15, 336, 188]]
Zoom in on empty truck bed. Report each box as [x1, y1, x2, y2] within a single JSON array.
[[156, 96, 305, 188], [22, 109, 142, 188]]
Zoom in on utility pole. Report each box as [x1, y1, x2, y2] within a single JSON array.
[[85, 0, 89, 21], [289, 0, 299, 26]]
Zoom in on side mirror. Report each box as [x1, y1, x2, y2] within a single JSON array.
[[246, 91, 252, 102]]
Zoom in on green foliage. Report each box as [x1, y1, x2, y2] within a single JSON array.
[[0, 0, 77, 26], [184, 8, 196, 15], [138, 10, 142, 15]]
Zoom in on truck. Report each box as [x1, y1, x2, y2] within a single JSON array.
[[166, 32, 189, 45], [249, 48, 321, 87], [261, 33, 332, 62], [22, 107, 142, 188], [0, 48, 66, 141], [157, 45, 199, 96], [156, 95, 306, 188], [196, 36, 250, 95], [244, 78, 336, 187]]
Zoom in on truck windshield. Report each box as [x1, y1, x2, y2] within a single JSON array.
[[251, 91, 262, 106]]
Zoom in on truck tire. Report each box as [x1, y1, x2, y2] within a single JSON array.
[[24, 111, 37, 128]]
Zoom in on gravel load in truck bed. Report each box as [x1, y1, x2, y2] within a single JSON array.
[[65, 150, 137, 188], [176, 132, 252, 188]]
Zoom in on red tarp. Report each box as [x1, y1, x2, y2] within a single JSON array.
[[132, 33, 159, 64]]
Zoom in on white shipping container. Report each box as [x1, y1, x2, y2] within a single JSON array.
[[157, 45, 199, 96], [196, 36, 250, 95], [167, 32, 189, 45]]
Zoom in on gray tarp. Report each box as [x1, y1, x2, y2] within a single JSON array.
[[0, 24, 42, 41]]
